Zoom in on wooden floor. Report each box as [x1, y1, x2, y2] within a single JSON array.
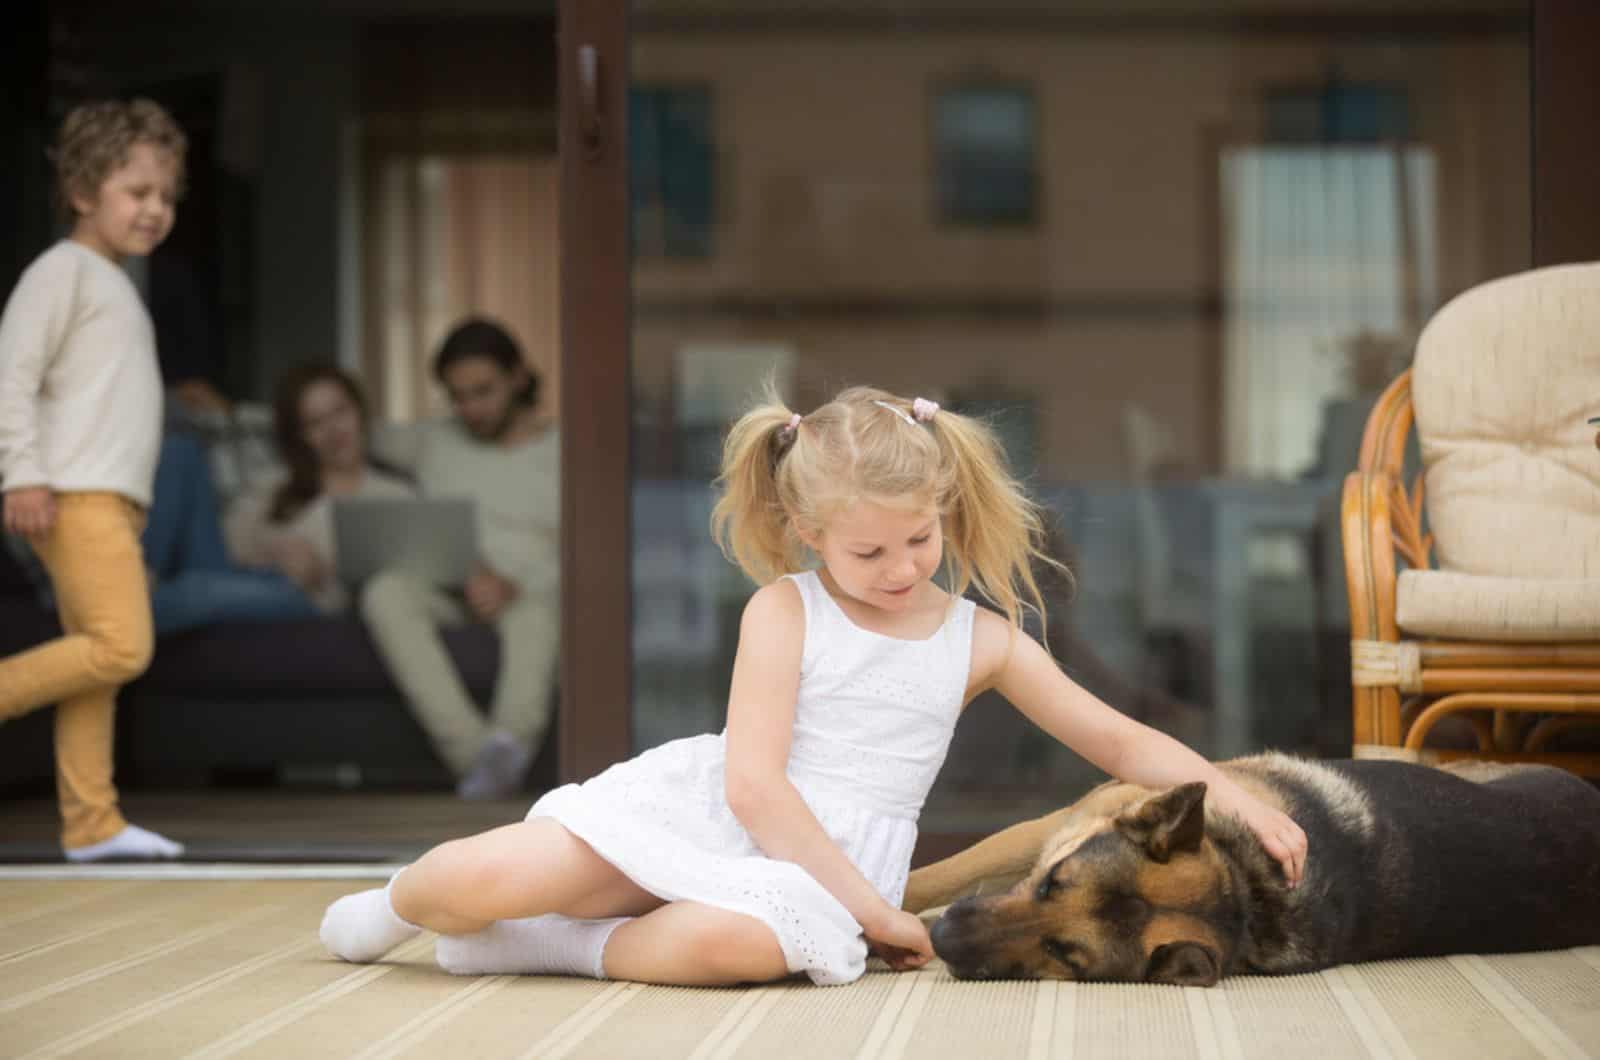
[[0, 791, 526, 863], [0, 875, 1597, 1059], [0, 789, 1004, 867]]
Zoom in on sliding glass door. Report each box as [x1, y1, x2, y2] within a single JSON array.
[[560, 2, 1552, 842]]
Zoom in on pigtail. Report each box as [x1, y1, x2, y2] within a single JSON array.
[[928, 410, 1069, 637], [711, 389, 806, 585]]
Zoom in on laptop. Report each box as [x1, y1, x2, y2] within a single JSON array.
[[332, 497, 478, 587]]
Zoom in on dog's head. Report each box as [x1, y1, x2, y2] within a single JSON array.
[[929, 782, 1240, 986]]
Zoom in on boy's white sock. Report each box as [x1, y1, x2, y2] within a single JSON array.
[[64, 823, 184, 862], [320, 874, 421, 963], [435, 914, 628, 978]]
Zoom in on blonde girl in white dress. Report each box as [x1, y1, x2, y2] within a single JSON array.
[[320, 385, 1307, 987]]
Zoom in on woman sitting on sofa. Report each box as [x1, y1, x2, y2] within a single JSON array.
[[225, 363, 414, 613], [143, 428, 319, 637]]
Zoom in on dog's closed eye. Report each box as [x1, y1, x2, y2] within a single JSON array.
[[1036, 860, 1069, 901], [1043, 937, 1084, 975]]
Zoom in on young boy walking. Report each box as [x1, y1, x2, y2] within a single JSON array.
[[0, 99, 188, 861]]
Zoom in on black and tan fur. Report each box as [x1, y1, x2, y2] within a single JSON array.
[[904, 755, 1600, 985]]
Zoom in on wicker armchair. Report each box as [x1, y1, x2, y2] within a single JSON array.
[[1342, 264, 1600, 775]]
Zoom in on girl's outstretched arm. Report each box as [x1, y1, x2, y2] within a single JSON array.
[[969, 609, 1309, 887], [723, 580, 932, 968]]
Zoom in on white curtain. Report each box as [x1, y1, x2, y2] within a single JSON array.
[[371, 153, 561, 424], [1221, 146, 1436, 477]]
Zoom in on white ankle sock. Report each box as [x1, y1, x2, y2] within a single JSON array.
[[435, 914, 628, 978], [320, 874, 421, 963], [64, 823, 184, 862]]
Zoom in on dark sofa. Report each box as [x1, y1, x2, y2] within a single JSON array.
[[0, 539, 552, 793]]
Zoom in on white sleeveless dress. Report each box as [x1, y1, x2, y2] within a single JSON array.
[[527, 570, 977, 985]]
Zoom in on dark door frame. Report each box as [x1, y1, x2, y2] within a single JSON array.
[[557, 0, 633, 782], [1532, 0, 1600, 266]]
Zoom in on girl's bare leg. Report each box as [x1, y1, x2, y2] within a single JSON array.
[[329, 816, 792, 985], [600, 901, 789, 986], [392, 817, 661, 934], [321, 817, 660, 963]]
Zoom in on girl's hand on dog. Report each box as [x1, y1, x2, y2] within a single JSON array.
[[864, 907, 934, 971], [1244, 805, 1309, 888], [1214, 785, 1308, 888]]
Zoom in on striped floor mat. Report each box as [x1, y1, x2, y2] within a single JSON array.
[[1, 878, 1595, 1059]]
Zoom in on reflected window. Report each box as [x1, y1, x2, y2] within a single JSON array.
[[1265, 81, 1410, 144], [631, 84, 716, 258], [932, 82, 1037, 226]]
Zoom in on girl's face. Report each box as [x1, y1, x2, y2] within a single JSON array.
[[70, 142, 178, 263], [298, 380, 365, 473], [807, 498, 943, 613]]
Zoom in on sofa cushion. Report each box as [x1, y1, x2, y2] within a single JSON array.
[[1411, 262, 1600, 581], [0, 537, 41, 598], [136, 616, 499, 699], [1396, 569, 1600, 642], [0, 598, 59, 656], [0, 599, 499, 701]]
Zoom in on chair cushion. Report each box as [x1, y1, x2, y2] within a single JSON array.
[[1396, 569, 1600, 642], [1411, 262, 1600, 580]]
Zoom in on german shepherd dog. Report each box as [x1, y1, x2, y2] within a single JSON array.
[[903, 756, 1600, 986]]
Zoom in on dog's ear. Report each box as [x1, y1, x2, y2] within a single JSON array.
[[1115, 782, 1206, 862], [1144, 942, 1221, 987]]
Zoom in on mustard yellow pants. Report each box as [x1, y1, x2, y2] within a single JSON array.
[[0, 493, 152, 849]]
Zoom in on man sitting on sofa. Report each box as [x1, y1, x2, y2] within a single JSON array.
[[363, 318, 560, 800]]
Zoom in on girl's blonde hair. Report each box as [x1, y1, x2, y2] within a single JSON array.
[[49, 98, 188, 224], [711, 384, 1067, 632]]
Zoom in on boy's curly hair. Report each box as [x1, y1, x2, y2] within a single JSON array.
[[49, 98, 188, 224]]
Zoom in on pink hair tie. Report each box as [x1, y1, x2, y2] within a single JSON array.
[[912, 398, 940, 423], [781, 412, 802, 438]]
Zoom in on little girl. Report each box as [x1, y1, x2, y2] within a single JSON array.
[[321, 386, 1307, 986]]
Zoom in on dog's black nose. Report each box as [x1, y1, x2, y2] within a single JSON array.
[[940, 896, 980, 923], [930, 897, 983, 968]]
